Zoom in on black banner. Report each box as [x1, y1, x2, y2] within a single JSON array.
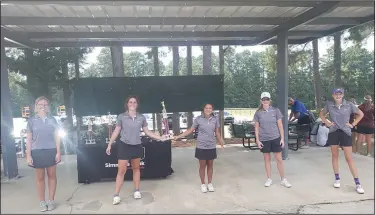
[[76, 139, 173, 183], [72, 75, 224, 116]]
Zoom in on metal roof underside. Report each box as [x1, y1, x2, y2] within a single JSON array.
[[1, 0, 375, 48]]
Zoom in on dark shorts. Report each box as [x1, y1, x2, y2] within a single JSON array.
[[195, 148, 217, 160], [356, 126, 375, 135], [327, 130, 352, 147], [117, 142, 144, 160], [30, 148, 58, 169], [297, 115, 310, 125], [260, 137, 282, 153]]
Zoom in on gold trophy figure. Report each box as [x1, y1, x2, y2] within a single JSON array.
[[161, 101, 170, 139]]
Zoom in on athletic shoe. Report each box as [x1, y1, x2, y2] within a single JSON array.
[[113, 195, 121, 205], [201, 184, 208, 193], [356, 185, 365, 194], [367, 153, 372, 157], [40, 201, 48, 212], [281, 179, 292, 188], [47, 200, 56, 211], [134, 191, 142, 199], [300, 145, 309, 149], [333, 180, 341, 188], [264, 178, 272, 187], [207, 183, 215, 192]]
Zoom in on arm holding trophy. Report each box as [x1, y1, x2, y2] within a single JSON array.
[[174, 117, 197, 140], [142, 106, 167, 141]]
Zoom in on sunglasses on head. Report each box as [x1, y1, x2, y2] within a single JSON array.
[[261, 98, 270, 101]]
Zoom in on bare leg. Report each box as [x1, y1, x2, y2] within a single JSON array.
[[114, 160, 128, 195], [206, 160, 214, 184], [199, 160, 206, 184], [35, 168, 46, 201], [365, 134, 373, 155], [46, 165, 57, 201], [274, 152, 284, 179], [131, 158, 141, 190], [356, 134, 365, 154], [330, 145, 340, 175], [343, 146, 359, 178], [351, 132, 357, 152], [263, 153, 272, 178]]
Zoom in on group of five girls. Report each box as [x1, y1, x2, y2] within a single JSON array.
[[26, 87, 367, 211]]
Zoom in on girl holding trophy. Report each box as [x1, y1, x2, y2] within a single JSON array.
[[174, 103, 224, 193], [106, 96, 166, 204]]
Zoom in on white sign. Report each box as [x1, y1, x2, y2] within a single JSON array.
[[105, 161, 145, 168]]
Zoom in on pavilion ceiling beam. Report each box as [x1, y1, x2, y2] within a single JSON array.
[[1, 16, 369, 26], [2, 0, 374, 7], [299, 14, 375, 44], [11, 31, 323, 40], [249, 1, 340, 45], [1, 26, 35, 49], [3, 39, 305, 48]]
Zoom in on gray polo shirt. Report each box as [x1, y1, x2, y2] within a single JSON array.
[[253, 107, 283, 141], [323, 99, 358, 136], [116, 112, 148, 145], [26, 115, 58, 150], [192, 115, 220, 149]]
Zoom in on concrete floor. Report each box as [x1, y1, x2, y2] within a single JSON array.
[[1, 145, 375, 214]]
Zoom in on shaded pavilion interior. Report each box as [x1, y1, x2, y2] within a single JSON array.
[[1, 0, 374, 178]]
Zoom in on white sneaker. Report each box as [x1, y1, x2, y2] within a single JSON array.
[[300, 145, 309, 149], [356, 185, 365, 194], [281, 178, 292, 188], [333, 180, 341, 188], [366, 153, 372, 157], [264, 178, 272, 187], [112, 195, 121, 205], [207, 183, 215, 192], [201, 184, 208, 193], [133, 191, 142, 199]]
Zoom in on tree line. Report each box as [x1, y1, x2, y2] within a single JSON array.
[[6, 23, 375, 126]]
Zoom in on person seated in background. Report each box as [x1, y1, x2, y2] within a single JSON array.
[[288, 97, 310, 148]]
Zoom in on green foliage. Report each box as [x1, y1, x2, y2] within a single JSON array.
[[345, 21, 375, 45], [6, 29, 375, 117], [320, 44, 375, 101]]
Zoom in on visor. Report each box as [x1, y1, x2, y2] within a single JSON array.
[[332, 88, 344, 94]]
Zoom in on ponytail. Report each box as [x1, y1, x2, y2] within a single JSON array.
[[257, 103, 263, 112]]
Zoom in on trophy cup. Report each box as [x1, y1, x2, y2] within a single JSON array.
[[106, 112, 113, 144], [86, 117, 96, 144], [161, 101, 170, 139]]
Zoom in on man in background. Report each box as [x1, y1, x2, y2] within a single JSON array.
[[288, 97, 310, 148]]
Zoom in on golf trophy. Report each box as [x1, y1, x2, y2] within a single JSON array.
[[161, 101, 170, 139], [106, 112, 114, 144], [85, 117, 96, 144]]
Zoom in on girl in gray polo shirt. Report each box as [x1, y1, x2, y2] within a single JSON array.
[[106, 96, 165, 205], [174, 103, 224, 193], [26, 96, 61, 212], [319, 88, 365, 194], [253, 92, 292, 188]]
